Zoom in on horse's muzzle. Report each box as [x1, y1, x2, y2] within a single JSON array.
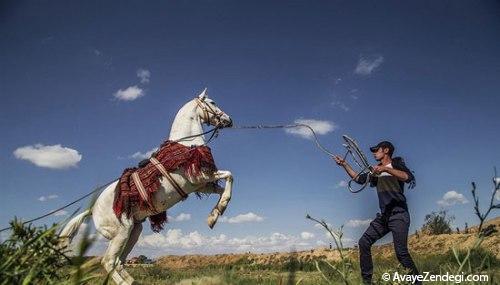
[[220, 116, 233, 128]]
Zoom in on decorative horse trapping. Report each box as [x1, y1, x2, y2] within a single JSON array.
[[114, 141, 218, 232]]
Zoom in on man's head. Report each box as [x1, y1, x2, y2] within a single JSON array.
[[370, 141, 394, 161]]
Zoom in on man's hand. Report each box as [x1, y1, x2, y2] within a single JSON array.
[[372, 165, 386, 174], [333, 155, 347, 166], [333, 155, 361, 182]]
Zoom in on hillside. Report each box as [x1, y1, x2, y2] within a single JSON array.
[[155, 217, 499, 269]]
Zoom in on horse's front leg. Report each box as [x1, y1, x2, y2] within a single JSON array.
[[205, 170, 233, 229]]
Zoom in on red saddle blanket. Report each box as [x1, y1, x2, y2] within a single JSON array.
[[114, 141, 217, 232]]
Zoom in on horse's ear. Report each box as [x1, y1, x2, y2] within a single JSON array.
[[198, 88, 208, 100]]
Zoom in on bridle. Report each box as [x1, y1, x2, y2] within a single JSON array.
[[342, 135, 375, 193], [195, 98, 229, 127]]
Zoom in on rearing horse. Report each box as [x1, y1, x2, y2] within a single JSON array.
[[60, 88, 233, 285]]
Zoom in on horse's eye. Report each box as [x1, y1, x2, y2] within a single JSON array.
[[210, 102, 216, 106]]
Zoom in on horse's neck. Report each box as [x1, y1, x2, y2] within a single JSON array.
[[169, 101, 205, 147]]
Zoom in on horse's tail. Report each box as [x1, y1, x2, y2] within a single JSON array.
[[59, 209, 92, 248]]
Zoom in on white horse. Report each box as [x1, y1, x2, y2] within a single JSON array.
[[60, 89, 233, 285]]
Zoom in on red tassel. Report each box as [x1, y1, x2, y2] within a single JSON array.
[[149, 212, 167, 233]]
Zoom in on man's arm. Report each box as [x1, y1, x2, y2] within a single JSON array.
[[333, 155, 363, 182], [391, 157, 415, 184], [373, 165, 409, 182]]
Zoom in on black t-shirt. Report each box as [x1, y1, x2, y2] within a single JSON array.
[[357, 157, 415, 214]]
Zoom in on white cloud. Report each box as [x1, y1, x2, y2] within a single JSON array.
[[138, 230, 317, 255], [349, 89, 359, 100], [129, 147, 158, 160], [331, 101, 349, 112], [219, 212, 264, 224], [335, 180, 348, 189], [437, 190, 469, 207], [321, 232, 353, 245], [345, 219, 371, 228], [300, 232, 315, 240], [53, 210, 68, 216], [139, 229, 204, 249], [285, 119, 337, 140], [114, 85, 145, 101], [313, 222, 333, 230], [137, 68, 151, 84], [168, 213, 191, 222], [38, 194, 58, 202], [14, 144, 82, 169], [340, 237, 353, 244], [92, 49, 102, 56], [316, 240, 327, 246], [354, 55, 384, 75]]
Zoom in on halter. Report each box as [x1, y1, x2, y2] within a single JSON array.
[[342, 135, 375, 193], [195, 98, 226, 127]]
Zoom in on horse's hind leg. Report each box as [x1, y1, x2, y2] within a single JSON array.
[[101, 217, 136, 285], [120, 222, 143, 264]]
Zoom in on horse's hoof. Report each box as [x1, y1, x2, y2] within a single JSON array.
[[207, 214, 217, 229]]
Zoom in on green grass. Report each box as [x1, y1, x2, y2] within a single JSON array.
[[122, 251, 499, 285]]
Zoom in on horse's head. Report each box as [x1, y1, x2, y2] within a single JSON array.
[[194, 88, 233, 128]]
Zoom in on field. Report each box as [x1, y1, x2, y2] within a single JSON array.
[[1, 212, 498, 284], [118, 217, 500, 284]]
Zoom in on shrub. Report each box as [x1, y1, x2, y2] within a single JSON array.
[[421, 210, 454, 235], [0, 219, 68, 284], [0, 217, 102, 285]]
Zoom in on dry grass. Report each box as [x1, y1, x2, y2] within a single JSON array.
[[153, 217, 499, 271]]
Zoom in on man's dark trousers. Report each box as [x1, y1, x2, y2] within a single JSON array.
[[358, 207, 420, 284]]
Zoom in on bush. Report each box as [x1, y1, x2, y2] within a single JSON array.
[[0, 219, 69, 285], [421, 210, 454, 235], [0, 218, 102, 285]]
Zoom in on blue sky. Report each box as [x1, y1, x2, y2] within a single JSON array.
[[1, 1, 499, 257]]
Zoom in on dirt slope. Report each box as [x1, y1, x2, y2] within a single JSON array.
[[155, 217, 499, 269]]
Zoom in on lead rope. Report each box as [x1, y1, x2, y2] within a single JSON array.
[[227, 124, 336, 157]]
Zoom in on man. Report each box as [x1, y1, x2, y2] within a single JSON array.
[[333, 141, 420, 285]]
